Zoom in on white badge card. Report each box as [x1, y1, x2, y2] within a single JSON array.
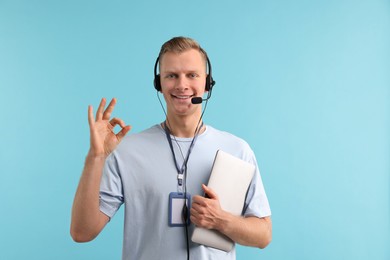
[[168, 192, 191, 227]]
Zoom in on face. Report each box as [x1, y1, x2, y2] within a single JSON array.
[[159, 49, 207, 118]]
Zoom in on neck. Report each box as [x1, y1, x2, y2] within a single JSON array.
[[164, 114, 203, 138]]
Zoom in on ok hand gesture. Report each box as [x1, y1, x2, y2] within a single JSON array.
[[88, 98, 131, 157]]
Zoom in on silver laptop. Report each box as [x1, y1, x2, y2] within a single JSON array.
[[191, 150, 255, 252]]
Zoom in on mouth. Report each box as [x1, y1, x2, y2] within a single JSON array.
[[171, 94, 194, 100]]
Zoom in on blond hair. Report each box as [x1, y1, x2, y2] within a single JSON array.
[[158, 36, 208, 64]]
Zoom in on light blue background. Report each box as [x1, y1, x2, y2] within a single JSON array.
[[0, 0, 389, 259]]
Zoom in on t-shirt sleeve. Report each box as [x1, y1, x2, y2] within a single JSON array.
[[99, 153, 124, 219], [242, 153, 271, 218]]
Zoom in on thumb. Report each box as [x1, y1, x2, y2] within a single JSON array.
[[117, 125, 132, 141], [202, 184, 218, 200]]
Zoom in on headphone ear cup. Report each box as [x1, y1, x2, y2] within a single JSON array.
[[205, 75, 211, 91], [154, 74, 161, 91], [205, 75, 215, 91]]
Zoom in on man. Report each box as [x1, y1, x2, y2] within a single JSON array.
[[71, 36, 272, 259]]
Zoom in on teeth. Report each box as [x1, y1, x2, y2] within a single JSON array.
[[175, 95, 191, 99]]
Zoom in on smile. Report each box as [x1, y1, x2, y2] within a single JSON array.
[[172, 94, 193, 99]]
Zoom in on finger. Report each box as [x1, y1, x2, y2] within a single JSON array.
[[191, 204, 206, 217], [116, 125, 131, 141], [191, 195, 204, 204], [109, 117, 126, 128], [190, 209, 199, 222], [190, 202, 200, 212], [190, 215, 198, 226], [202, 184, 218, 200], [96, 98, 107, 121], [103, 98, 117, 120], [190, 207, 201, 220], [191, 196, 209, 211], [88, 105, 95, 127]]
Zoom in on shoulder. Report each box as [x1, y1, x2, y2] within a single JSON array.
[[206, 125, 251, 148], [202, 125, 255, 161]]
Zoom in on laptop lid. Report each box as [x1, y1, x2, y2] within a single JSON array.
[[191, 150, 255, 251]]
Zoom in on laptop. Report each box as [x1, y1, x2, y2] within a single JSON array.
[[191, 150, 255, 252]]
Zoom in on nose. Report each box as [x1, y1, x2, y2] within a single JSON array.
[[175, 75, 189, 90]]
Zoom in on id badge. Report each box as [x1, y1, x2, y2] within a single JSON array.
[[168, 192, 191, 227]]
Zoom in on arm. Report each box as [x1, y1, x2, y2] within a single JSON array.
[[70, 98, 131, 242], [190, 184, 272, 249], [70, 153, 109, 242]]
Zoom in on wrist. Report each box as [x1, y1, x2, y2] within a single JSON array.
[[83, 151, 107, 175], [215, 210, 232, 233], [86, 150, 107, 161]]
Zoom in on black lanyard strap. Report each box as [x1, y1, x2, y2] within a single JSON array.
[[163, 121, 203, 188]]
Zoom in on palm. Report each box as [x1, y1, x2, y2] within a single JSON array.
[[90, 120, 119, 156]]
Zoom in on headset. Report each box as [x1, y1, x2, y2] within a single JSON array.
[[153, 55, 216, 93]]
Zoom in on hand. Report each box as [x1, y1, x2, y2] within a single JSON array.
[[88, 98, 131, 157], [190, 184, 226, 230]]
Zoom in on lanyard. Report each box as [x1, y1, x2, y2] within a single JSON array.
[[163, 121, 203, 192]]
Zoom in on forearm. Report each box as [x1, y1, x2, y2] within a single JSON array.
[[70, 152, 108, 242], [216, 214, 272, 249]]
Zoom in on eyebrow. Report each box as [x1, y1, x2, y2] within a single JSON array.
[[161, 68, 205, 74]]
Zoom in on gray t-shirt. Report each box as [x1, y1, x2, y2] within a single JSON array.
[[100, 124, 271, 260]]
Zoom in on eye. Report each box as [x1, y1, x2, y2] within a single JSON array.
[[165, 74, 177, 79], [188, 73, 199, 78]]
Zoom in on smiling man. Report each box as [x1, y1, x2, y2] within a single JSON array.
[[71, 36, 272, 260]]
